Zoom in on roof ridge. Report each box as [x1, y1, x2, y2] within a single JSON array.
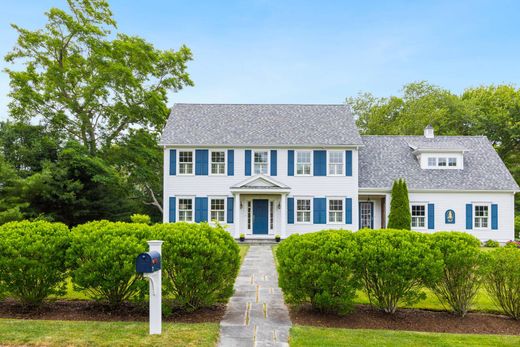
[[171, 103, 348, 106]]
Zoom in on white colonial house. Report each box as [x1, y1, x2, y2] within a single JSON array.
[[160, 104, 519, 242]]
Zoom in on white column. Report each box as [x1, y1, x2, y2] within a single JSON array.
[[234, 193, 241, 238], [145, 240, 163, 335], [280, 193, 287, 238]]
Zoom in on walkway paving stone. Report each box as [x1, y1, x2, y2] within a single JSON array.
[[218, 245, 291, 347]]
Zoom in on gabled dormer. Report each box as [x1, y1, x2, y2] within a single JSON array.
[[409, 126, 466, 170]]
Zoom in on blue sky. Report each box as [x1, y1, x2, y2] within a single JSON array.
[[1, 0, 519, 120]]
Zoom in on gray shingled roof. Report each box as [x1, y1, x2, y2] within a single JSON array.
[[359, 136, 519, 191], [160, 104, 363, 146]]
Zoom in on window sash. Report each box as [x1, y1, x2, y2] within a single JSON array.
[[448, 158, 457, 167], [474, 205, 489, 228], [178, 151, 193, 174], [253, 151, 269, 174], [438, 158, 447, 167], [428, 158, 437, 167], [328, 152, 344, 175], [296, 151, 311, 175], [211, 151, 226, 175], [411, 205, 426, 228], [178, 198, 193, 222], [296, 199, 311, 223], [328, 199, 343, 223], [210, 198, 225, 222]]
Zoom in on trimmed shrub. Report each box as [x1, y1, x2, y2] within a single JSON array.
[[0, 221, 70, 306], [515, 215, 520, 240], [355, 229, 443, 313], [428, 232, 486, 317], [67, 221, 152, 306], [130, 213, 151, 224], [387, 179, 411, 230], [276, 230, 360, 314], [505, 240, 520, 249], [484, 247, 520, 319], [153, 222, 240, 311], [484, 239, 499, 248]]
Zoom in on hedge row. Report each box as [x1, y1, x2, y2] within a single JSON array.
[[0, 220, 240, 310], [277, 229, 520, 319]]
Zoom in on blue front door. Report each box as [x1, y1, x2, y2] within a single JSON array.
[[253, 199, 269, 234]]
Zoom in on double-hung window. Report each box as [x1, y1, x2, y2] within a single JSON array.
[[328, 151, 344, 175], [438, 157, 447, 167], [411, 204, 426, 228], [178, 151, 193, 175], [178, 198, 193, 222], [211, 151, 226, 175], [210, 198, 225, 222], [253, 151, 269, 174], [296, 151, 311, 175], [296, 199, 311, 223], [328, 199, 343, 223], [474, 205, 489, 228], [448, 157, 457, 167], [428, 157, 437, 167]]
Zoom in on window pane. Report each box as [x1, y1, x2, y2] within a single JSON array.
[[438, 158, 447, 166], [179, 151, 193, 163], [448, 158, 457, 167], [211, 151, 225, 163], [428, 158, 437, 167]]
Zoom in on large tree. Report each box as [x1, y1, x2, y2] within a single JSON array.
[[5, 0, 193, 155]]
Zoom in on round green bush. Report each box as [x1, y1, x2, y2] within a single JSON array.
[[153, 222, 240, 311], [0, 221, 70, 306], [428, 232, 485, 317], [276, 230, 360, 314], [484, 247, 520, 319], [484, 239, 500, 248], [355, 229, 443, 313], [130, 214, 151, 224], [67, 221, 152, 306]]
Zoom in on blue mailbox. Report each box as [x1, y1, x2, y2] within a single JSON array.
[[136, 251, 161, 273]]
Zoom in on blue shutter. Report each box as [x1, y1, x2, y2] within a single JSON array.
[[313, 198, 326, 224], [466, 204, 473, 230], [345, 198, 352, 224], [227, 150, 234, 176], [346, 150, 352, 176], [287, 197, 294, 224], [245, 150, 252, 176], [428, 203, 435, 229], [313, 150, 326, 176], [288, 150, 294, 176], [169, 149, 176, 175], [491, 204, 498, 230], [195, 150, 208, 175], [169, 197, 176, 222], [195, 197, 208, 222], [270, 150, 277, 176], [227, 197, 234, 223]]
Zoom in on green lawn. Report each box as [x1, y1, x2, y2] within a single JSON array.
[[0, 319, 219, 347], [290, 326, 520, 347], [239, 244, 250, 263]]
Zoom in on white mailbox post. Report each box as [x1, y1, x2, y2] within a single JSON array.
[[140, 240, 163, 335]]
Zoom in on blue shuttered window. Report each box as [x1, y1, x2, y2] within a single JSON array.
[[287, 197, 294, 224], [345, 150, 352, 176], [313, 198, 326, 224], [270, 150, 277, 176], [466, 204, 473, 230], [428, 203, 435, 229], [288, 150, 294, 176], [245, 150, 252, 176], [313, 150, 326, 176], [169, 197, 176, 222], [227, 197, 234, 223], [195, 150, 208, 175], [195, 197, 208, 222], [491, 204, 498, 230], [169, 149, 176, 175], [345, 198, 352, 224], [227, 150, 234, 176]]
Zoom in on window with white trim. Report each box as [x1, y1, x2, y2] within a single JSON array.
[[296, 151, 311, 175], [328, 199, 343, 223], [428, 157, 437, 167], [411, 204, 426, 228], [211, 151, 226, 175], [448, 157, 457, 167], [474, 205, 489, 228], [253, 151, 269, 174], [178, 151, 193, 174], [438, 157, 447, 167], [296, 199, 311, 223], [210, 198, 225, 222], [178, 198, 193, 222], [328, 151, 344, 175]]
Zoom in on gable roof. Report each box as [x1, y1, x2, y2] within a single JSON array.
[[359, 136, 519, 191], [159, 104, 363, 146]]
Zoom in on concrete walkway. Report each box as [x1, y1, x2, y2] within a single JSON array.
[[218, 245, 292, 347]]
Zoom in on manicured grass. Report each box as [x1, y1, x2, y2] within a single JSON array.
[[239, 244, 250, 263], [0, 319, 219, 347], [290, 325, 520, 347]]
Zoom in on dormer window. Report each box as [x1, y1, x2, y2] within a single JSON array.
[[448, 158, 457, 167], [438, 158, 447, 167], [428, 158, 436, 167]]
